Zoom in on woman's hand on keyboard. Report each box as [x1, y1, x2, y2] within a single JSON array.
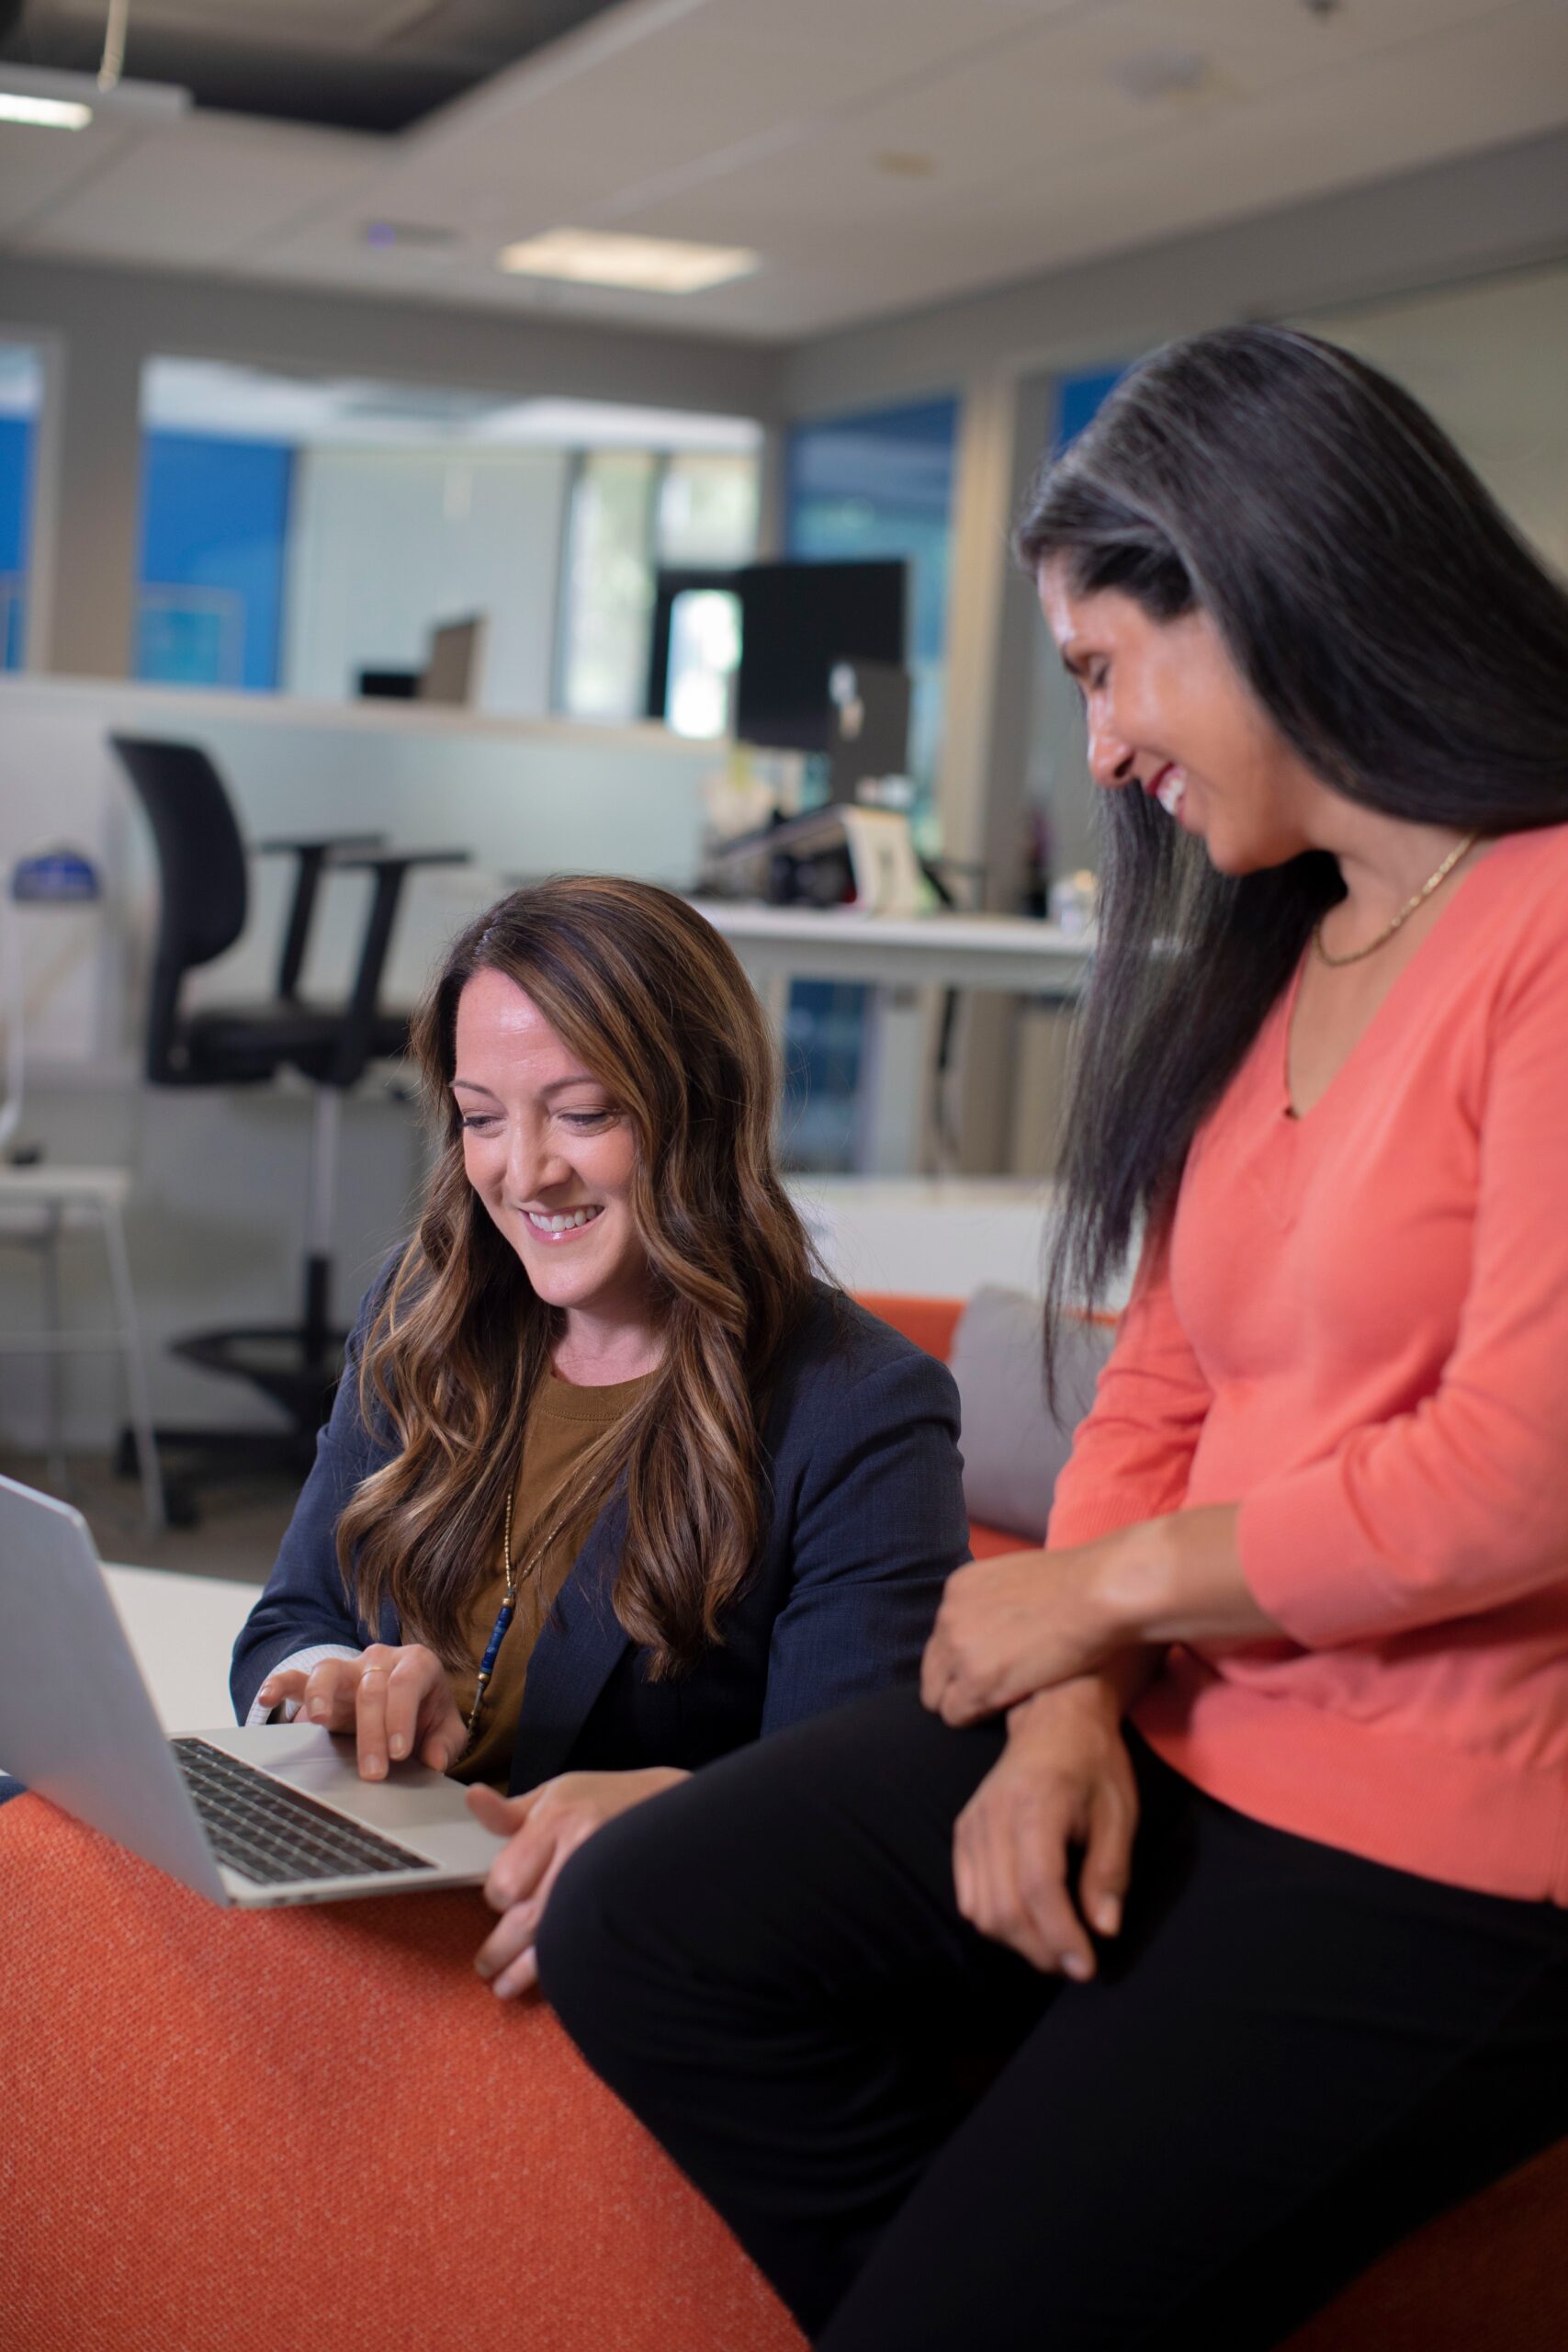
[[254, 1645, 468, 1780], [467, 1769, 689, 1999]]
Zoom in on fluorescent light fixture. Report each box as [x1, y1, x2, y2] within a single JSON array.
[[497, 228, 759, 294], [0, 62, 189, 128], [0, 91, 92, 128]]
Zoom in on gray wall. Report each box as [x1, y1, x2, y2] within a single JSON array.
[[780, 125, 1568, 418]]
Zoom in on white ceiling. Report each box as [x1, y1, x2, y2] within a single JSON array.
[[2, 0, 1566, 344]]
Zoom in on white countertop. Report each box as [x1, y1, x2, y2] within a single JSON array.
[[103, 1562, 264, 1736], [691, 900, 1094, 991]]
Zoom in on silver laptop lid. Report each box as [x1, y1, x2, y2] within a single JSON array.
[[0, 1475, 227, 1902]]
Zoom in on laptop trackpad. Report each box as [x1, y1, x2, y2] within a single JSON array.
[[199, 1723, 502, 1868]]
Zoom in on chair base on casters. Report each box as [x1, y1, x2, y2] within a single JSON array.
[[115, 1322, 346, 1527], [172, 1324, 345, 1431]]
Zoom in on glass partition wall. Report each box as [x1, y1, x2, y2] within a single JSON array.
[[132, 359, 762, 715], [777, 395, 960, 1170]]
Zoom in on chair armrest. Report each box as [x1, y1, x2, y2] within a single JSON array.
[[257, 834, 386, 856], [256, 836, 387, 1001], [330, 849, 471, 1087]]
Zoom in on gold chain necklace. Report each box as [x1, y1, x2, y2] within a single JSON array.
[[1313, 832, 1480, 968], [461, 1475, 591, 1744]]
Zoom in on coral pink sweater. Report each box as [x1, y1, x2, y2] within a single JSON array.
[[1046, 823, 1568, 1905]]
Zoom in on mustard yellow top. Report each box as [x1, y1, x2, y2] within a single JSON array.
[[446, 1366, 655, 1790]]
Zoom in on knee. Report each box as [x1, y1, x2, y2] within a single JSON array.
[[535, 1794, 674, 2052]]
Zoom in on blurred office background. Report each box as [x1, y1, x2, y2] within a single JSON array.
[[1, 0, 1565, 1552]]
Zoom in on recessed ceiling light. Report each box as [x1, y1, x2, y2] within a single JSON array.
[[496, 228, 759, 294], [0, 91, 93, 128], [0, 62, 187, 127]]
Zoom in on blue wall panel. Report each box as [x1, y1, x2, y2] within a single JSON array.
[[137, 432, 294, 691], [1055, 367, 1125, 451], [0, 414, 35, 669]]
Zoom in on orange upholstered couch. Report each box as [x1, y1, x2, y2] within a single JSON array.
[[2, 1295, 1563, 2352]]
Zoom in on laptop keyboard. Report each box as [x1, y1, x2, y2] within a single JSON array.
[[172, 1737, 436, 1886]]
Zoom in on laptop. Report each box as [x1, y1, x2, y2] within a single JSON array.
[[0, 1474, 501, 1908]]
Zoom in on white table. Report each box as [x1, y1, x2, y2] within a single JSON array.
[[691, 902, 1094, 1175], [103, 1562, 263, 1735], [692, 902, 1093, 996]]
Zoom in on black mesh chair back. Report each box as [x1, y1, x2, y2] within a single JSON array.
[[106, 730, 468, 1467], [111, 737, 250, 1082]]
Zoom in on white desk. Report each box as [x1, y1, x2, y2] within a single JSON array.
[[104, 1562, 263, 1735], [692, 902, 1093, 996], [692, 903, 1094, 1175]]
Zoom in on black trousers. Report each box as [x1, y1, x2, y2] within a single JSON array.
[[538, 1686, 1568, 2350]]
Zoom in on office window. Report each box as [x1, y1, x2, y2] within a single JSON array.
[[0, 345, 42, 672], [658, 453, 759, 567], [558, 451, 660, 722], [558, 445, 761, 724], [135, 360, 761, 714]]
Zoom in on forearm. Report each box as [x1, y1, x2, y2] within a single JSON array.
[[924, 1504, 1278, 1724], [1088, 1504, 1277, 1647], [1008, 1644, 1160, 1739]]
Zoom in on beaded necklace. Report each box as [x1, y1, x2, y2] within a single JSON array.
[[460, 1476, 590, 1749]]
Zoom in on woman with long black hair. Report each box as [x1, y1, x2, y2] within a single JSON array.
[[536, 327, 1568, 2346]]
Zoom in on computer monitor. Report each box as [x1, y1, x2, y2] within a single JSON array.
[[734, 560, 907, 752]]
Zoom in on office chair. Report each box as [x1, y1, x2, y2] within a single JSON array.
[[110, 736, 466, 1495]]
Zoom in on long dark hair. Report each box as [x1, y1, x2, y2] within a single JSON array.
[[1016, 323, 1568, 1325], [337, 877, 819, 1679]]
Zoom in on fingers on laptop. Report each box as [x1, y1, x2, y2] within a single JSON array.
[[355, 1645, 464, 1781], [257, 1647, 465, 1779], [255, 1668, 309, 1718], [256, 1657, 360, 1727]]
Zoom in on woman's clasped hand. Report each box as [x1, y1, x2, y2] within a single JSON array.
[[468, 1768, 688, 1998], [919, 1543, 1115, 1725], [951, 1679, 1139, 1983]]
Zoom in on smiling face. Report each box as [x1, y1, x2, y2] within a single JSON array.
[[1039, 560, 1325, 876], [452, 967, 654, 1345]]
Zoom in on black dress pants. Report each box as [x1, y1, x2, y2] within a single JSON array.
[[537, 1685, 1568, 2350]]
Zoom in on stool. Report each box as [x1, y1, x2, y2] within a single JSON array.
[[0, 1164, 164, 1532]]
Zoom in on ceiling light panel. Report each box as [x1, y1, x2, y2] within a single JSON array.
[[0, 62, 189, 124], [496, 228, 760, 292], [0, 92, 93, 128]]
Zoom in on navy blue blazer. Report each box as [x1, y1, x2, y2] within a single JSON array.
[[231, 1280, 967, 1795]]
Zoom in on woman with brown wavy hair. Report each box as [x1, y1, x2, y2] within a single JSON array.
[[231, 875, 967, 1996]]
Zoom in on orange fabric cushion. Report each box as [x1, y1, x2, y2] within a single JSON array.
[[0, 1795, 804, 2352], [966, 1521, 1025, 1559], [852, 1293, 964, 1366], [6, 1778, 1565, 2346]]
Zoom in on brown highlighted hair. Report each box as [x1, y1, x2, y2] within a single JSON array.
[[336, 876, 819, 1678]]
